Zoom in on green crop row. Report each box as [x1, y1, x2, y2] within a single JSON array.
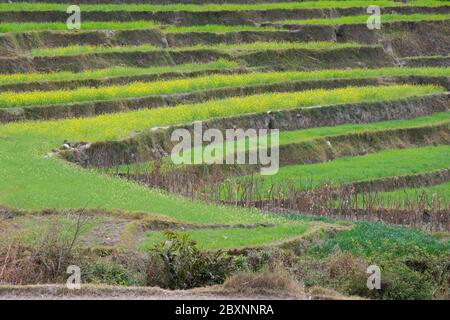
[[241, 145, 450, 191], [372, 181, 450, 205], [2, 67, 449, 109], [0, 21, 160, 33], [0, 59, 239, 86], [0, 22, 282, 34], [139, 223, 309, 250], [3, 85, 443, 141], [281, 13, 450, 25], [29, 41, 365, 57], [2, 65, 449, 90], [0, 1, 445, 12]]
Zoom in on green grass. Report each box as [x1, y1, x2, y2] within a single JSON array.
[[0, 134, 274, 226], [0, 22, 281, 34], [2, 67, 449, 109], [310, 221, 449, 257], [0, 59, 240, 86], [1, 1, 446, 12], [404, 55, 450, 61], [281, 13, 450, 25], [2, 215, 101, 246], [30, 44, 159, 57], [29, 41, 365, 57], [139, 223, 309, 250], [370, 181, 450, 206], [0, 21, 160, 33], [244, 145, 450, 190], [162, 24, 282, 33], [276, 113, 450, 145]]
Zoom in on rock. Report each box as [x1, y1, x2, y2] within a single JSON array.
[[1, 209, 13, 220]]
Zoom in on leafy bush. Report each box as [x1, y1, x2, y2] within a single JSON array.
[[146, 231, 234, 289]]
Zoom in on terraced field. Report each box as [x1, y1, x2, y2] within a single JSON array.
[[0, 0, 449, 299]]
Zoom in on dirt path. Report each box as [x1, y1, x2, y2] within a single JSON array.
[[0, 284, 306, 300]]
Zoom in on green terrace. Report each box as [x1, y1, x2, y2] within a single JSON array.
[[0, 59, 240, 86], [237, 145, 450, 191], [139, 223, 310, 250], [281, 13, 450, 25], [370, 181, 450, 206], [0, 22, 284, 34], [27, 41, 365, 57], [1, 1, 446, 12], [110, 112, 450, 174], [1, 67, 448, 109], [0, 21, 161, 33], [1, 13, 449, 33]]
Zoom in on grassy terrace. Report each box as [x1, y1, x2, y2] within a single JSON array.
[[0, 59, 240, 86], [2, 65, 448, 89], [0, 85, 440, 139], [111, 112, 450, 174], [0, 1, 446, 12], [0, 22, 284, 34], [281, 13, 450, 25], [140, 223, 310, 250], [1, 68, 449, 109], [275, 113, 450, 146], [0, 85, 440, 214], [242, 145, 450, 190], [373, 181, 450, 205], [28, 41, 364, 57], [1, 15, 449, 34], [0, 21, 160, 33]]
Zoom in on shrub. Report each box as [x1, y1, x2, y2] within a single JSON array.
[[146, 231, 234, 289]]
